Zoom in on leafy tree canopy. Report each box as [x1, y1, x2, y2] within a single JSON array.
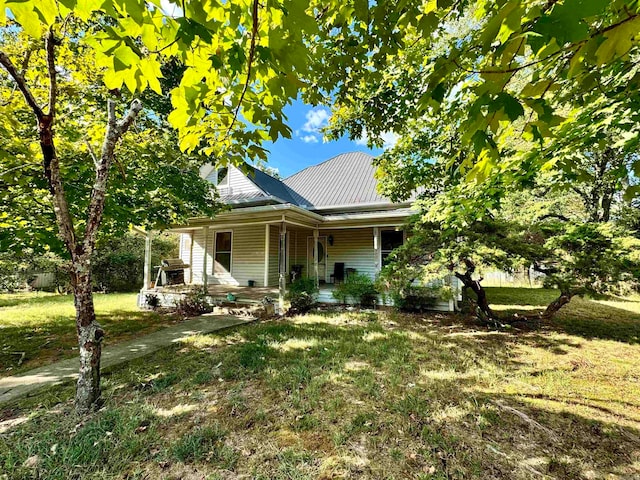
[[0, 27, 218, 254], [323, 0, 640, 204]]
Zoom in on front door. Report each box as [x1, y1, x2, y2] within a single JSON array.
[[307, 236, 327, 283]]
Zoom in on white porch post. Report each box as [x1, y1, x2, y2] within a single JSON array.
[[264, 224, 270, 287], [189, 231, 194, 283], [143, 231, 153, 290], [279, 222, 287, 310], [313, 228, 319, 287], [373, 227, 380, 273], [202, 226, 210, 289]]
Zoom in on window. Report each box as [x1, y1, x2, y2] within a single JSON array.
[[381, 230, 404, 267], [215, 167, 228, 187], [215, 231, 232, 272]]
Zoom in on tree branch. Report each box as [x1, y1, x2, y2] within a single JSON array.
[[84, 138, 100, 168], [538, 213, 570, 222], [83, 99, 143, 254], [46, 28, 57, 117], [225, 0, 259, 140], [455, 13, 639, 75], [0, 51, 44, 119]]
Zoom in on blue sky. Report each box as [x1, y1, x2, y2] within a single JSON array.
[[156, 0, 398, 179], [260, 101, 398, 178]]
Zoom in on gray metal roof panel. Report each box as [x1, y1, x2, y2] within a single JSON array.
[[239, 165, 300, 205], [282, 152, 392, 208]]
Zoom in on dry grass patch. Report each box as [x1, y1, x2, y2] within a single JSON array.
[[1, 289, 639, 479]]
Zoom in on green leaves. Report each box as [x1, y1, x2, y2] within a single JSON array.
[[595, 16, 640, 65], [5, 0, 58, 37]]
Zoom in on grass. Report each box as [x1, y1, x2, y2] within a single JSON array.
[[0, 292, 182, 377], [486, 287, 640, 343], [0, 288, 639, 478]]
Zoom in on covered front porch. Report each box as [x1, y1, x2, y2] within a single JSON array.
[[136, 204, 414, 310], [138, 205, 340, 309]]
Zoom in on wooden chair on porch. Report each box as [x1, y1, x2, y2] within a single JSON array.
[[330, 262, 345, 284]]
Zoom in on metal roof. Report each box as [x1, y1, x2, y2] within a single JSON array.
[[244, 166, 300, 205], [282, 152, 392, 209]]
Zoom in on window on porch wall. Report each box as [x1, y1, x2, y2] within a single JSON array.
[[381, 230, 404, 267], [215, 231, 232, 272]]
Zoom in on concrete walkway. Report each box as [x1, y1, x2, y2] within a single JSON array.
[[0, 314, 252, 406]]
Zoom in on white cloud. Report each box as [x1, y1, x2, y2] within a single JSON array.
[[354, 135, 368, 146], [301, 108, 330, 133], [159, 0, 183, 17], [355, 130, 399, 150], [300, 135, 319, 144], [380, 131, 400, 149]]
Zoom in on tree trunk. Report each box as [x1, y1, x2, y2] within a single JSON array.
[[1, 35, 141, 414], [73, 272, 104, 413], [455, 258, 574, 329], [537, 292, 573, 322], [454, 258, 501, 326]]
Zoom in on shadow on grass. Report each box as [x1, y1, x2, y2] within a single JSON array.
[[484, 287, 640, 344], [0, 307, 178, 375], [2, 314, 639, 479], [0, 293, 69, 309]]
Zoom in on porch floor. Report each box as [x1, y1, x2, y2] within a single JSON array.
[[154, 284, 280, 302]]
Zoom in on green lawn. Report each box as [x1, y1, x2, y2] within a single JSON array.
[[0, 292, 182, 377], [486, 287, 640, 343], [1, 288, 639, 479]]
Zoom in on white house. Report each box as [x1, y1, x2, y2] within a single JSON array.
[[139, 152, 456, 311]]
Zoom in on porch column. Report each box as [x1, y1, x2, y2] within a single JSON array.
[[313, 228, 319, 287], [373, 227, 380, 273], [143, 231, 153, 290], [264, 224, 270, 287], [202, 226, 210, 289], [189, 231, 194, 283], [279, 222, 287, 311]]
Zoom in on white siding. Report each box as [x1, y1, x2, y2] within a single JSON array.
[[230, 226, 265, 286], [207, 165, 263, 196], [190, 225, 267, 287], [322, 228, 377, 280], [190, 228, 208, 285], [268, 226, 280, 286], [290, 229, 309, 277]]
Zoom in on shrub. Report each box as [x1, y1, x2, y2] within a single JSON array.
[[286, 278, 318, 314], [390, 285, 444, 312], [175, 286, 213, 317], [92, 232, 178, 292], [145, 293, 161, 309], [332, 273, 378, 307]]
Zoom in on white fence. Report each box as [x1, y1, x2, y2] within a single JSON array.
[[479, 266, 545, 288]]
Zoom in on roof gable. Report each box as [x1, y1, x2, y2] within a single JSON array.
[[282, 152, 391, 209], [205, 152, 404, 212]]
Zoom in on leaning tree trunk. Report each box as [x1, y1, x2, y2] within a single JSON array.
[[537, 291, 573, 322], [455, 258, 574, 329], [455, 258, 501, 326]]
